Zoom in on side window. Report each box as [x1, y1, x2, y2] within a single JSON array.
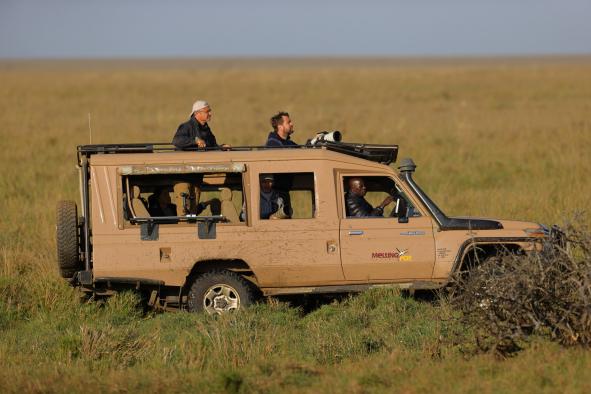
[[257, 172, 315, 220], [122, 172, 244, 225], [342, 176, 419, 218]]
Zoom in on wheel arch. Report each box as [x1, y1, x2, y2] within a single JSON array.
[[453, 238, 527, 275], [183, 259, 259, 291]]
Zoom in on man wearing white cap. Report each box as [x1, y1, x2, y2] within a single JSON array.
[[172, 100, 226, 149]]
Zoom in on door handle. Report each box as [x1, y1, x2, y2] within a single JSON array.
[[348, 230, 364, 236]]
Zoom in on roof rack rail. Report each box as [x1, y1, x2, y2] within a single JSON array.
[[77, 141, 398, 165], [78, 143, 172, 154], [318, 141, 398, 164]]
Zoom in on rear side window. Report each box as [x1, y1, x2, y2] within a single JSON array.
[[122, 172, 244, 225], [255, 172, 316, 220]]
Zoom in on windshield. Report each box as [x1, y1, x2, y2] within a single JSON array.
[[403, 174, 448, 220]]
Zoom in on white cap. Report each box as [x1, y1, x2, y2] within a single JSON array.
[[191, 100, 209, 114]]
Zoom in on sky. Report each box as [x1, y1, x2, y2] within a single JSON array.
[[1, 0, 590, 59]]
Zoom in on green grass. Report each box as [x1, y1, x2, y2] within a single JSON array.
[[1, 286, 589, 393], [0, 287, 458, 392], [1, 57, 590, 392]]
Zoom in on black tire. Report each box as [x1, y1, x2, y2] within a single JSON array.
[[56, 200, 82, 279], [187, 270, 254, 314]]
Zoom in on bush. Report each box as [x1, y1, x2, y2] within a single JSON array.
[[451, 220, 591, 355]]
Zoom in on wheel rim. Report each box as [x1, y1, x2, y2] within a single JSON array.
[[203, 284, 241, 314]]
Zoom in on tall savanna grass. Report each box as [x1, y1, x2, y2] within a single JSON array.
[[1, 57, 590, 392]]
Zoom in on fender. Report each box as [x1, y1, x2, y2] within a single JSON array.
[[447, 236, 538, 283]]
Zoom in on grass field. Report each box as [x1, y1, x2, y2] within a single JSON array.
[[1, 57, 590, 393]]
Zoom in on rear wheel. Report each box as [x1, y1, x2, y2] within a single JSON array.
[[187, 270, 254, 314], [56, 200, 82, 279]]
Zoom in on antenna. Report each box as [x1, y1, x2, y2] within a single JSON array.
[[88, 113, 92, 144]]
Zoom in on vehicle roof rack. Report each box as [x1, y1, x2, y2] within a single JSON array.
[[318, 141, 398, 164], [77, 141, 398, 165]]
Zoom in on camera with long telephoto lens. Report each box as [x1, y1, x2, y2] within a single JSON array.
[[308, 130, 342, 146]]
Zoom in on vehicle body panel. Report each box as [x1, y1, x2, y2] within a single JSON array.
[[78, 146, 546, 297]]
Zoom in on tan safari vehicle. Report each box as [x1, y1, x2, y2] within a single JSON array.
[[56, 133, 562, 314]]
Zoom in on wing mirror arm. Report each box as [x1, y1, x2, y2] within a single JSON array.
[[395, 197, 409, 223]]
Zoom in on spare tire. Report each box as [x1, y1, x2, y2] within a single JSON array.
[[56, 200, 82, 279]]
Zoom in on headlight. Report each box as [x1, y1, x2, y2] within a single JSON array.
[[524, 224, 549, 237]]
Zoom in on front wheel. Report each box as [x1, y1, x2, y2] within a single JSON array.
[[187, 270, 254, 314]]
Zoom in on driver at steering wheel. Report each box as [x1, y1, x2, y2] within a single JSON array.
[[345, 177, 394, 217]]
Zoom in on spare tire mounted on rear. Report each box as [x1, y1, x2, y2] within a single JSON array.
[[56, 200, 82, 279]]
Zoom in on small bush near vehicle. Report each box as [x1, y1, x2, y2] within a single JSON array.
[[451, 218, 591, 356]]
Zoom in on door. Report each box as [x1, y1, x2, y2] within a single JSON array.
[[247, 167, 344, 287], [338, 175, 436, 282]]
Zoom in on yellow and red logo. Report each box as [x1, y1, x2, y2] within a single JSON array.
[[371, 248, 412, 262]]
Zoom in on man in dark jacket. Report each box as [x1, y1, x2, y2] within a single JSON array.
[[240, 174, 292, 221], [265, 112, 298, 147], [345, 177, 394, 217], [259, 174, 292, 219], [172, 100, 228, 150]]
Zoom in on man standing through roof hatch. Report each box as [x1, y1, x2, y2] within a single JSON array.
[[265, 111, 298, 147], [172, 100, 230, 150]]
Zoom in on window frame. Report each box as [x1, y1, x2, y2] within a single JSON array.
[[252, 171, 318, 221], [338, 173, 425, 220], [119, 170, 247, 228]]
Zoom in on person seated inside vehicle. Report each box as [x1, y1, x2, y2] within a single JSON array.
[[240, 174, 292, 221], [260, 174, 293, 219], [345, 177, 394, 217], [148, 188, 177, 217]]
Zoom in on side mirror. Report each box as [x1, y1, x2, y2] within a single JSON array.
[[395, 198, 409, 223]]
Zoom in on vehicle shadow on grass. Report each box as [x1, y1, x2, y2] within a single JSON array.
[[272, 289, 441, 316], [272, 294, 351, 315]]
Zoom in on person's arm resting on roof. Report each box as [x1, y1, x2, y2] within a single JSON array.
[[172, 123, 196, 149]]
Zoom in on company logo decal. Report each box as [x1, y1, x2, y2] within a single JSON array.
[[371, 248, 412, 262]]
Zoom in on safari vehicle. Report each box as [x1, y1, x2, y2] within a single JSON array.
[[56, 134, 561, 314]]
